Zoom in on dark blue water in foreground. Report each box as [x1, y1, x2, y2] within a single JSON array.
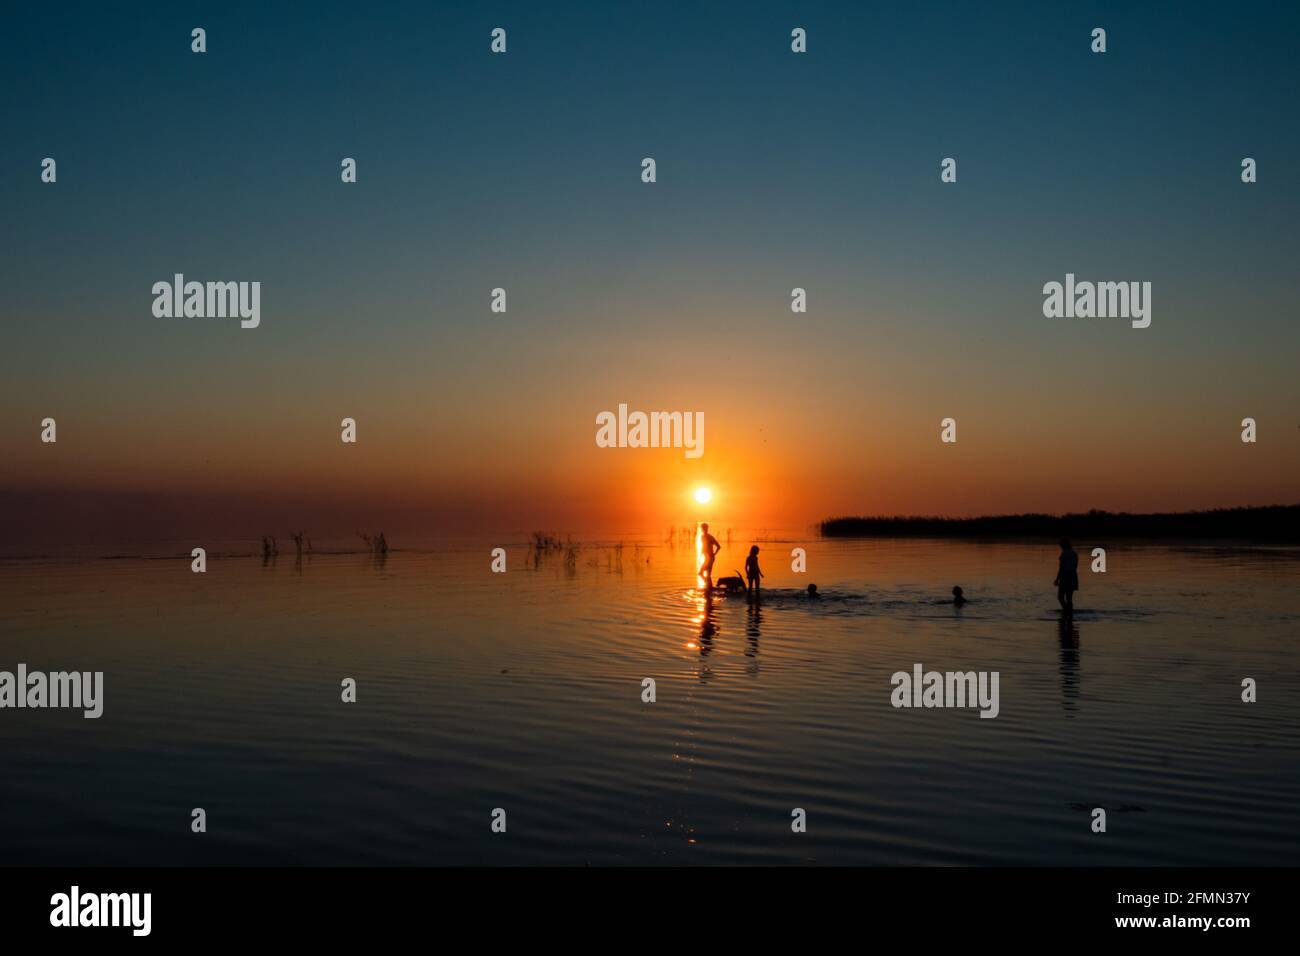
[[1, 537, 1297, 865]]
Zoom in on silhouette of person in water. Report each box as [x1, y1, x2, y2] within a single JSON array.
[[951, 585, 967, 606], [806, 583, 819, 597], [1054, 537, 1079, 613], [744, 545, 763, 595], [697, 522, 721, 587]]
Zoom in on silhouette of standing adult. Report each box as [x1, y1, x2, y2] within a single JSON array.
[[1054, 537, 1079, 613], [697, 522, 721, 587]]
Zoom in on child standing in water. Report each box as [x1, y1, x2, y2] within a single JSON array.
[[744, 545, 763, 595], [1054, 538, 1079, 613]]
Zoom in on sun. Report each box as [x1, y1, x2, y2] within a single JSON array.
[[693, 486, 712, 504]]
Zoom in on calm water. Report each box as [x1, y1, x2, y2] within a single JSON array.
[[1, 536, 1297, 866]]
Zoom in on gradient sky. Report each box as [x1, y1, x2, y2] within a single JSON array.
[[2, 1, 1298, 544]]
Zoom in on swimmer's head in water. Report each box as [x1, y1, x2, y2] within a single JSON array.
[[807, 583, 818, 596], [952, 586, 963, 597]]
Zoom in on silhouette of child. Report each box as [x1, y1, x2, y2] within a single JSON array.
[[744, 545, 763, 594], [952, 585, 967, 606]]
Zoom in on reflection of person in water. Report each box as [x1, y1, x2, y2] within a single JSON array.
[[1054, 538, 1079, 613], [693, 593, 717, 683], [696, 522, 721, 587], [1058, 615, 1081, 714], [694, 592, 717, 654], [745, 601, 761, 663]]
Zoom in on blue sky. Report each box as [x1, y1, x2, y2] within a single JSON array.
[[2, 1, 1297, 538]]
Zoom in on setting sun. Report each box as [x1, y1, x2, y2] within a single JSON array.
[[693, 487, 712, 504]]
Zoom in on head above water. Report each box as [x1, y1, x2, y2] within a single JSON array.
[[952, 586, 963, 597], [807, 583, 818, 596]]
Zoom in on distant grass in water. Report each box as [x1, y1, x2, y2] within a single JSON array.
[[819, 505, 1300, 541]]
